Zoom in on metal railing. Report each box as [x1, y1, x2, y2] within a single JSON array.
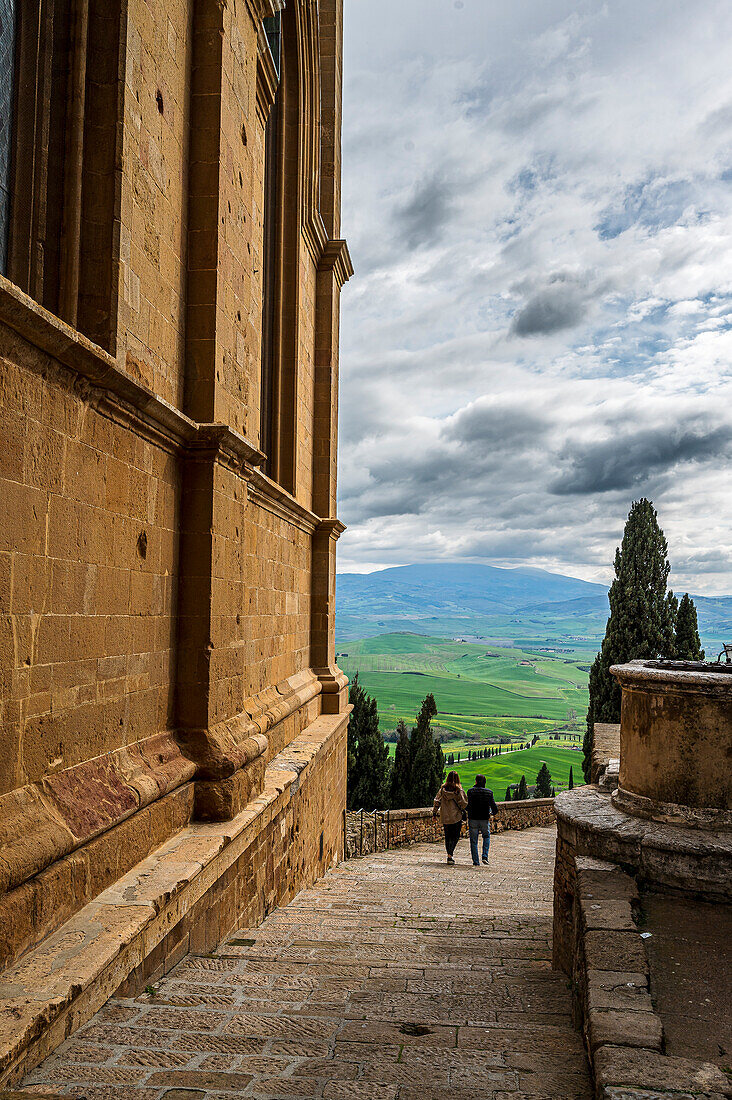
[[344, 806, 441, 858]]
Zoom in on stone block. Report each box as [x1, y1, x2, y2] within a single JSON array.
[[588, 1008, 663, 1052], [583, 931, 649, 975], [594, 1046, 732, 1097], [586, 971, 651, 1013], [580, 898, 638, 932]]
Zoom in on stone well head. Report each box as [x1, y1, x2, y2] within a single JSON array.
[[610, 659, 732, 828]]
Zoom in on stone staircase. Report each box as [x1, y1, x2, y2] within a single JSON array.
[[18, 826, 592, 1100]]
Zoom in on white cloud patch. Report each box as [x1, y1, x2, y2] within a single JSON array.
[[338, 0, 732, 594]]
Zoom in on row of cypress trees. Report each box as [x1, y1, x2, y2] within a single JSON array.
[[347, 676, 445, 810], [583, 498, 704, 781]]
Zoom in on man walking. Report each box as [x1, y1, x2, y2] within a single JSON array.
[[467, 774, 498, 866]]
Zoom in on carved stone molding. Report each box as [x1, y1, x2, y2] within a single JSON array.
[[318, 238, 354, 287], [248, 466, 321, 531]]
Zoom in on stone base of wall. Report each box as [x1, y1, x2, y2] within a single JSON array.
[[553, 834, 731, 1099], [345, 798, 555, 859], [0, 711, 348, 1088], [591, 722, 621, 784]]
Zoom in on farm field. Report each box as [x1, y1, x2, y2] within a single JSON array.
[[338, 633, 589, 744], [450, 740, 584, 794]]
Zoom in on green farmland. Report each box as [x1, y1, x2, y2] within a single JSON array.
[[338, 633, 589, 744], [450, 740, 583, 794]]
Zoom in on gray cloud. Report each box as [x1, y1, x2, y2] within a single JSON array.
[[442, 402, 549, 446], [511, 285, 588, 336], [395, 172, 455, 249], [551, 423, 732, 496], [509, 271, 610, 337]]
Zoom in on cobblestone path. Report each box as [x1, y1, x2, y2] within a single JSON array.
[[24, 826, 591, 1100]]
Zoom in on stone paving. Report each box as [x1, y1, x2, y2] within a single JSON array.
[[21, 826, 591, 1100]]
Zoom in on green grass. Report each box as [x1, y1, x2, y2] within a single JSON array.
[[449, 741, 584, 793], [339, 633, 589, 744]]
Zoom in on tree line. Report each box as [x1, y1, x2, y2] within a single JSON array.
[[583, 498, 704, 781], [504, 761, 563, 801], [347, 676, 445, 810]]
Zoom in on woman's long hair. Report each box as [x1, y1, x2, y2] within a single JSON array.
[[444, 770, 460, 791]]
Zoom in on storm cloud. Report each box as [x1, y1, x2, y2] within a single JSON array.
[[338, 0, 732, 593], [395, 172, 455, 250], [551, 422, 732, 495]]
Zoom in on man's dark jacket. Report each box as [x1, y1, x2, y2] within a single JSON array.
[[467, 784, 498, 820]]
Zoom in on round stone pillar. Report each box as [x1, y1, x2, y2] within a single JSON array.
[[610, 660, 732, 828]]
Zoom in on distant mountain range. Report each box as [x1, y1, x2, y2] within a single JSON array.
[[335, 562, 732, 653]]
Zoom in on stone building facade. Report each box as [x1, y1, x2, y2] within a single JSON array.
[[0, 0, 351, 1007]]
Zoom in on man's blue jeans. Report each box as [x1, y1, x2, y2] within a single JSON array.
[[469, 818, 491, 864]]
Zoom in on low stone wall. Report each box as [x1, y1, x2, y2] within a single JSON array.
[[553, 841, 730, 1100], [345, 798, 555, 859], [591, 721, 621, 784]]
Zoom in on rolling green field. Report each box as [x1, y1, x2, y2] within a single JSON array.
[[338, 633, 589, 743], [449, 740, 583, 793]]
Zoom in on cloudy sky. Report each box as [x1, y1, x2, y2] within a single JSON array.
[[336, 0, 732, 594]]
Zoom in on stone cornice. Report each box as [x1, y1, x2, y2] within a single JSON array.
[[315, 517, 346, 540], [0, 277, 273, 479], [302, 212, 329, 266], [255, 22, 279, 125], [247, 467, 320, 532], [0, 275, 200, 454], [189, 424, 266, 473], [317, 237, 353, 287]]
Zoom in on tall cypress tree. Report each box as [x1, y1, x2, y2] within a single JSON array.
[[583, 499, 677, 781], [517, 775, 528, 800], [674, 593, 705, 661], [348, 675, 391, 810], [408, 693, 443, 807], [390, 719, 412, 809], [535, 763, 552, 798], [568, 766, 574, 790]]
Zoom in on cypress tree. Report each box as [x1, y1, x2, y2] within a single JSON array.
[[408, 694, 443, 807], [348, 676, 390, 810], [517, 775, 528, 801], [535, 763, 552, 798], [390, 719, 412, 809], [505, 786, 512, 801], [674, 594, 705, 661], [346, 675, 360, 797], [568, 766, 574, 790], [583, 499, 677, 781]]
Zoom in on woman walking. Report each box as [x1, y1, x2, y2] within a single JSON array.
[[432, 770, 468, 864]]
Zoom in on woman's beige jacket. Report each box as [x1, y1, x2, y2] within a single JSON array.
[[433, 783, 468, 825]]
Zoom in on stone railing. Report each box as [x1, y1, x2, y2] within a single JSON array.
[[344, 799, 555, 859]]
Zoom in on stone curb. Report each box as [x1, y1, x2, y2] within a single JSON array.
[[574, 858, 731, 1100]]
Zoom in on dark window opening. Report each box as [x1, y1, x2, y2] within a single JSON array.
[[0, 0, 18, 274], [260, 78, 280, 479], [263, 13, 281, 77], [3, 0, 122, 351]]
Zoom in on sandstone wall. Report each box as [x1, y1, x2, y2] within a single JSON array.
[[0, 333, 180, 795], [345, 800, 556, 859], [0, 0, 351, 975]]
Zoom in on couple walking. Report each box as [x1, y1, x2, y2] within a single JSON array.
[[433, 770, 498, 865]]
